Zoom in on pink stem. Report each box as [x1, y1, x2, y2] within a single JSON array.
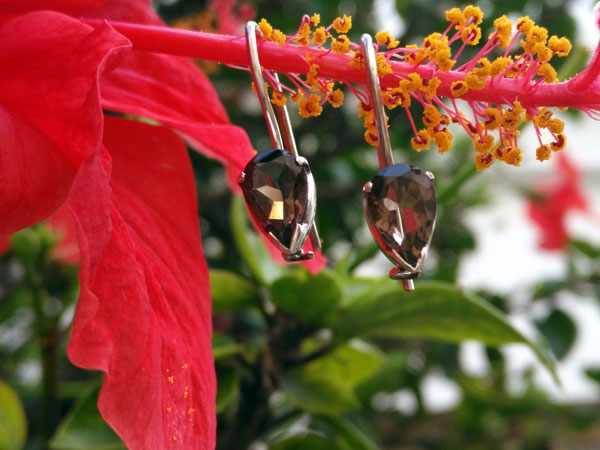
[[82, 19, 600, 110]]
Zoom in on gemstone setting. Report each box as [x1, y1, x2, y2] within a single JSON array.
[[239, 149, 316, 259], [363, 163, 436, 278]]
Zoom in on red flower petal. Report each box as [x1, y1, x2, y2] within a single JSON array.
[[100, 50, 255, 189], [67, 117, 215, 449], [527, 153, 588, 250], [0, 12, 129, 235]]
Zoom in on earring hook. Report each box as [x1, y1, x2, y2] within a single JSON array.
[[245, 21, 322, 253], [361, 33, 417, 292], [361, 33, 395, 169], [246, 21, 284, 150]]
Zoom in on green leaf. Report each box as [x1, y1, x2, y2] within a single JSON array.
[[312, 415, 378, 450], [216, 365, 240, 414], [333, 282, 557, 380], [269, 270, 342, 323], [584, 367, 600, 384], [270, 433, 335, 450], [0, 380, 27, 450], [282, 342, 383, 414], [535, 308, 576, 360], [212, 333, 244, 360], [355, 351, 409, 405], [50, 383, 125, 450], [230, 195, 283, 285], [210, 269, 260, 314]]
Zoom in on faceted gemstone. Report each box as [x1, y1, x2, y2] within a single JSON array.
[[363, 163, 436, 273], [240, 149, 316, 255]]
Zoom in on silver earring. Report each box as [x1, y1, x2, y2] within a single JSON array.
[[360, 34, 437, 292], [239, 21, 321, 262]]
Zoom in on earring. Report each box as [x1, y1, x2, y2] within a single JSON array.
[[239, 21, 321, 262], [360, 34, 437, 292]]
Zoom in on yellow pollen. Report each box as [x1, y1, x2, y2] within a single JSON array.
[[167, 407, 172, 413], [311, 13, 320, 27], [188, 408, 196, 415], [167, 376, 174, 384], [333, 15, 352, 33]]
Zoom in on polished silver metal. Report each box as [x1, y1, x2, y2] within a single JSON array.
[[244, 21, 321, 259], [425, 171, 435, 180], [362, 34, 394, 169], [361, 33, 440, 293]]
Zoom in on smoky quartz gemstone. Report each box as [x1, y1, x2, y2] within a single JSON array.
[[363, 163, 436, 274], [239, 149, 316, 256]]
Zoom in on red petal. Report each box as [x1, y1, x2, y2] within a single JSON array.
[[0, 12, 129, 235], [100, 51, 255, 187], [67, 117, 215, 449], [526, 153, 588, 250]]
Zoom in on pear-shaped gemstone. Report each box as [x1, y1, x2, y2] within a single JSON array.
[[239, 149, 316, 256], [363, 163, 436, 274]]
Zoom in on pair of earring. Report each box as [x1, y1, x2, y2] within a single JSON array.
[[239, 22, 437, 292]]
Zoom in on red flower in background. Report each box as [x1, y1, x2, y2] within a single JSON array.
[[0, 0, 325, 447], [527, 153, 588, 250]]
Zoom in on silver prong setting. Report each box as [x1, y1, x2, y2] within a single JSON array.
[[425, 171, 435, 180]]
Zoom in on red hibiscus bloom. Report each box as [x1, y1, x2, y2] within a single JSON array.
[[0, 0, 325, 448], [527, 153, 588, 250]]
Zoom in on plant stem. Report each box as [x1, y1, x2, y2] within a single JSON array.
[[81, 19, 600, 110], [30, 284, 60, 445]]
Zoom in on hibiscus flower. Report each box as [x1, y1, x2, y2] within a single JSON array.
[[0, 0, 324, 448], [527, 153, 588, 250]]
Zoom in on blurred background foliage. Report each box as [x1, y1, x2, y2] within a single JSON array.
[[2, 0, 600, 449]]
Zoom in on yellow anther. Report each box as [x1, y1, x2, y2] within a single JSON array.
[[473, 134, 495, 153], [490, 56, 512, 77], [422, 76, 441, 100], [312, 27, 328, 45], [550, 133, 566, 151], [493, 15, 512, 48], [311, 13, 320, 27], [376, 54, 392, 77], [328, 88, 344, 107], [536, 144, 552, 161], [375, 31, 400, 49], [522, 25, 548, 53], [298, 94, 323, 118], [503, 146, 523, 166], [451, 81, 468, 97], [270, 29, 285, 46], [295, 23, 311, 45], [290, 91, 302, 102], [465, 71, 487, 90], [433, 129, 453, 153], [502, 102, 523, 130], [483, 108, 502, 130], [463, 5, 483, 26], [548, 35, 572, 57], [475, 152, 494, 171], [364, 128, 379, 146], [538, 63, 558, 83], [422, 104, 441, 127], [446, 7, 465, 29], [271, 91, 287, 107], [516, 16, 534, 34], [258, 18, 273, 40], [349, 51, 365, 69], [411, 129, 432, 151], [461, 24, 482, 45], [533, 107, 553, 127], [333, 15, 352, 33], [331, 35, 350, 54], [547, 118, 564, 134]]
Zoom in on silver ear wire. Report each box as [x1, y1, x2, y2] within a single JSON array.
[[242, 21, 321, 260], [361, 34, 394, 169]]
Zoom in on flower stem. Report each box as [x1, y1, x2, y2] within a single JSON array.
[[84, 19, 600, 110]]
